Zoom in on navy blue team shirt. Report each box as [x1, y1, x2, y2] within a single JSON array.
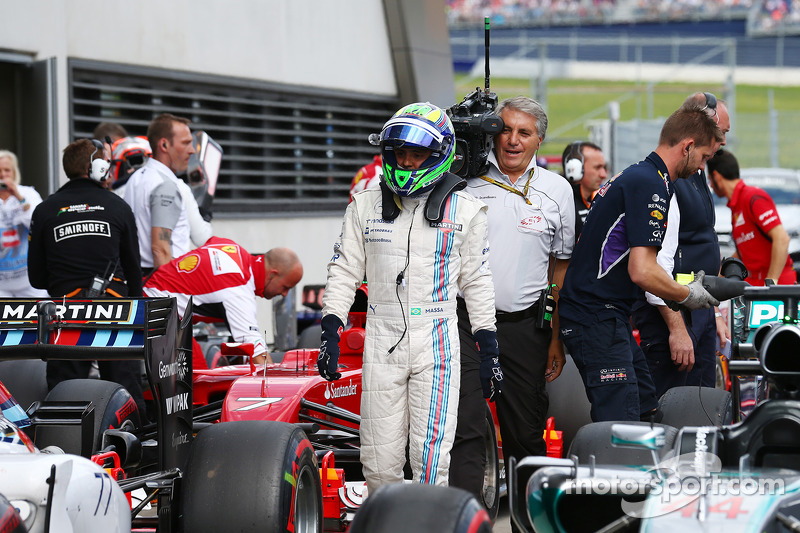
[[559, 152, 674, 321]]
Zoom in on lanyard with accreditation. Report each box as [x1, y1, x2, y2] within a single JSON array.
[[479, 168, 535, 205]]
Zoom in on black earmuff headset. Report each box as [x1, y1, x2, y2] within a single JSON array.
[[702, 92, 717, 114]]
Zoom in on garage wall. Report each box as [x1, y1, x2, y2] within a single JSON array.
[[1, 0, 453, 343]]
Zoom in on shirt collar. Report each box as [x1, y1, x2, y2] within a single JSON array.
[[487, 150, 537, 186], [146, 157, 175, 177], [728, 179, 746, 209], [644, 151, 674, 196]]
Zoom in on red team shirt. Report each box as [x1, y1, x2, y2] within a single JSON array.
[[728, 180, 796, 285], [144, 237, 268, 361]]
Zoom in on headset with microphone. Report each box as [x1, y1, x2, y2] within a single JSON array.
[[88, 139, 111, 182], [563, 141, 585, 183]]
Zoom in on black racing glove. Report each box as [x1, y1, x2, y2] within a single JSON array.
[[475, 329, 503, 402], [317, 314, 344, 381]]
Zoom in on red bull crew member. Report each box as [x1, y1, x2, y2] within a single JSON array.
[[559, 106, 723, 422]]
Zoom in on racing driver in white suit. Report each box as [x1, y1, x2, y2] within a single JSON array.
[[318, 102, 502, 495]]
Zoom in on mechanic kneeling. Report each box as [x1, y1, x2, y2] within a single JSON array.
[[28, 138, 145, 414]]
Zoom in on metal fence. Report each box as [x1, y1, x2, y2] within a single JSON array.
[[451, 30, 800, 170]]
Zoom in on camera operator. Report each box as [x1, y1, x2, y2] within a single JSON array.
[[450, 97, 575, 525], [28, 139, 144, 413]]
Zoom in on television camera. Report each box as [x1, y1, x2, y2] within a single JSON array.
[[447, 17, 504, 178]]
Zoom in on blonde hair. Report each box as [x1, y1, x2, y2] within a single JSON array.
[[0, 150, 21, 185]]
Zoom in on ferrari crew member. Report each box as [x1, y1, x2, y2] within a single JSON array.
[[559, 105, 723, 422], [632, 92, 732, 396], [144, 237, 303, 367], [28, 139, 144, 410], [318, 102, 500, 495], [708, 148, 796, 285], [349, 154, 382, 201]]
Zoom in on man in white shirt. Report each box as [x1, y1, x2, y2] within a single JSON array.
[[450, 97, 575, 531], [124, 114, 196, 272]]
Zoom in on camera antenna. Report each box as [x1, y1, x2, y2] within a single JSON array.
[[484, 16, 491, 96]]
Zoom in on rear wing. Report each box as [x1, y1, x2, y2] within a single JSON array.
[[0, 297, 194, 471]]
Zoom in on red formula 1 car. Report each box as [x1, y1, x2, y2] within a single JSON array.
[[191, 286, 509, 530]]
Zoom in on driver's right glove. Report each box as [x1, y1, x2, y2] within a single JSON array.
[[670, 270, 720, 311], [317, 314, 343, 381], [474, 329, 503, 402]]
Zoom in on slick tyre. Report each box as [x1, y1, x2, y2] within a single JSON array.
[[568, 421, 677, 465], [0, 359, 48, 412], [182, 421, 322, 533], [481, 404, 500, 521], [34, 379, 140, 456], [349, 484, 492, 533], [658, 386, 733, 428]]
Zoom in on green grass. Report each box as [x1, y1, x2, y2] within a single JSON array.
[[455, 74, 800, 167]]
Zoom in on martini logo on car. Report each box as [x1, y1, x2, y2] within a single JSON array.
[[325, 379, 358, 400], [0, 300, 133, 323]]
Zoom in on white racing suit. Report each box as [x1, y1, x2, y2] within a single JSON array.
[[322, 187, 496, 494]]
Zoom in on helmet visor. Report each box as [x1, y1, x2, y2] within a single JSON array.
[[379, 118, 445, 152]]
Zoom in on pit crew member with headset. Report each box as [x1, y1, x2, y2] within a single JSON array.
[[28, 138, 145, 412], [451, 97, 575, 530], [143, 238, 302, 368], [561, 140, 608, 238], [317, 102, 501, 496], [559, 105, 723, 422], [632, 92, 731, 397]]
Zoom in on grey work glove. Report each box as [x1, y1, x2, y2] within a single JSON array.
[[667, 270, 720, 312]]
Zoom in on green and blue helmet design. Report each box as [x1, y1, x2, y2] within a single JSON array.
[[376, 102, 455, 197]]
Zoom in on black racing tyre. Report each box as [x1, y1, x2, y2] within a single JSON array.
[[349, 484, 492, 533], [182, 421, 322, 533], [34, 379, 141, 456], [297, 324, 322, 349], [568, 421, 678, 466], [480, 404, 500, 521], [658, 386, 733, 428], [0, 359, 48, 412]]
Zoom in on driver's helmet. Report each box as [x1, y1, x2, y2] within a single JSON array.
[[375, 102, 454, 197], [110, 136, 152, 183]]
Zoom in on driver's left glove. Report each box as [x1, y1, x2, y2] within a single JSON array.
[[317, 314, 344, 381], [475, 329, 503, 402]]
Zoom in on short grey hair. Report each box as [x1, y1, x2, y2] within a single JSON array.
[[496, 96, 549, 140]]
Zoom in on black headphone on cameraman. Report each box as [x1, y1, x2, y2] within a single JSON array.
[[88, 139, 111, 182], [563, 141, 585, 183]]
